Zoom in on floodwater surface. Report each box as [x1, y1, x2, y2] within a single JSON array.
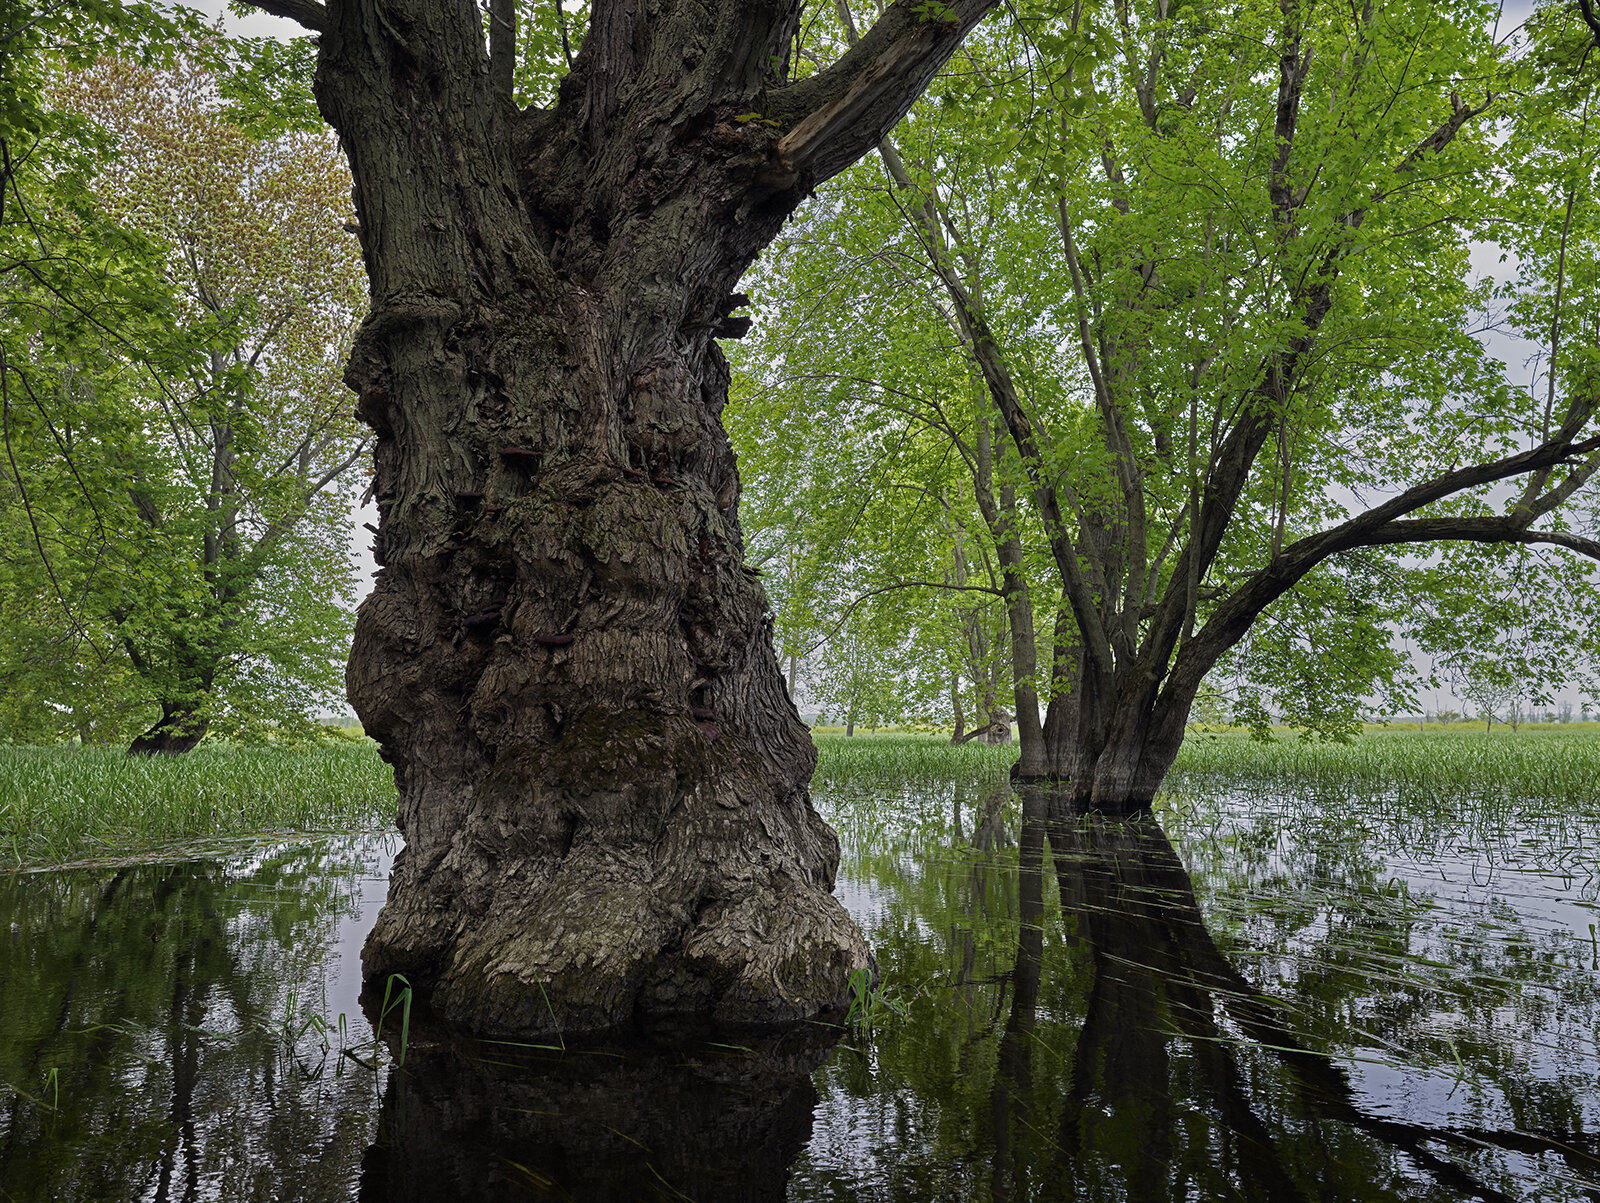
[[3, 776, 1598, 1201]]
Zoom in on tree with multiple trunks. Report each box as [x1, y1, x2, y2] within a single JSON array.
[[745, 0, 1600, 805], [233, 0, 1001, 1036]]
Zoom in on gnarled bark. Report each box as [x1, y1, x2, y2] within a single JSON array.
[[254, 0, 998, 1037]]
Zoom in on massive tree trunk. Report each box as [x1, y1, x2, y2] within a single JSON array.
[[255, 0, 996, 1037]]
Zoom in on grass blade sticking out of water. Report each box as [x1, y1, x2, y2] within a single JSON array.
[[0, 744, 397, 870], [377, 974, 412, 1068], [813, 733, 1016, 787]]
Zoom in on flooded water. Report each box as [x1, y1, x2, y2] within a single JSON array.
[[3, 778, 1599, 1201]]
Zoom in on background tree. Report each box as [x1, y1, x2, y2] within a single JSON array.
[[1411, 542, 1600, 731], [811, 615, 906, 736], [0, 0, 203, 743], [1, 49, 368, 751], [739, 0, 1600, 809], [729, 147, 1054, 748]]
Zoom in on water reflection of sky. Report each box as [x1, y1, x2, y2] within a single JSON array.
[[3, 782, 1599, 1200]]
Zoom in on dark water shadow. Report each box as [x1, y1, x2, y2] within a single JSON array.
[[0, 838, 390, 1202], [358, 1009, 842, 1202], [985, 789, 1600, 1202]]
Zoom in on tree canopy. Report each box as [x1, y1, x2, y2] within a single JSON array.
[[1, 23, 369, 748], [729, 0, 1600, 795]]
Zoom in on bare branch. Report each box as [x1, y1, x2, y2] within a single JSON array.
[[804, 578, 1005, 656]]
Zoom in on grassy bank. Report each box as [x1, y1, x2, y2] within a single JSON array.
[[0, 744, 396, 870], [814, 727, 1600, 810], [5, 725, 1595, 871], [1171, 726, 1600, 810]]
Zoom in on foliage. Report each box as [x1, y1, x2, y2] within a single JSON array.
[[728, 86, 1049, 736], [736, 0, 1600, 798], [511, 0, 589, 107], [813, 730, 1016, 786], [0, 48, 368, 748]]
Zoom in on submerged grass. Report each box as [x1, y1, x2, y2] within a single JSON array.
[[0, 743, 396, 870]]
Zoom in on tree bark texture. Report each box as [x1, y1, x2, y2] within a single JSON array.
[[127, 702, 210, 755], [302, 0, 996, 1036]]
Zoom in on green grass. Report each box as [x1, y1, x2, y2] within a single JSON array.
[[813, 726, 1600, 810], [1172, 727, 1600, 810], [0, 744, 396, 870], [5, 725, 1595, 871], [813, 732, 1016, 786]]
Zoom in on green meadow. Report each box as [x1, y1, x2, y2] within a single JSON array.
[[3, 726, 1596, 870], [0, 744, 395, 870]]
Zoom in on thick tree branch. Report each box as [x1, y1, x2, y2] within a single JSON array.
[[1579, 0, 1600, 47], [1347, 517, 1600, 560], [1170, 430, 1600, 695], [489, 0, 515, 99], [237, 0, 327, 33], [769, 0, 998, 187]]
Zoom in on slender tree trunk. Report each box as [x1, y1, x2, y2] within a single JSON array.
[[950, 673, 966, 743], [972, 406, 1045, 775]]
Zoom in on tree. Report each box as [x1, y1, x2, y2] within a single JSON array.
[[1, 51, 368, 751], [234, 0, 1001, 1036], [810, 609, 920, 736], [728, 152, 1054, 748], [0, 0, 203, 745], [748, 0, 1600, 808]]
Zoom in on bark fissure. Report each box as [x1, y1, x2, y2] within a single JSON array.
[[240, 0, 999, 1036]]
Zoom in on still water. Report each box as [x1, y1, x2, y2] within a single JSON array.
[[3, 777, 1598, 1201]]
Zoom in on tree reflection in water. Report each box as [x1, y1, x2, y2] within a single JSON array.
[[6, 786, 1600, 1200], [358, 1019, 840, 1201], [985, 789, 1600, 1202], [0, 839, 390, 1202]]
